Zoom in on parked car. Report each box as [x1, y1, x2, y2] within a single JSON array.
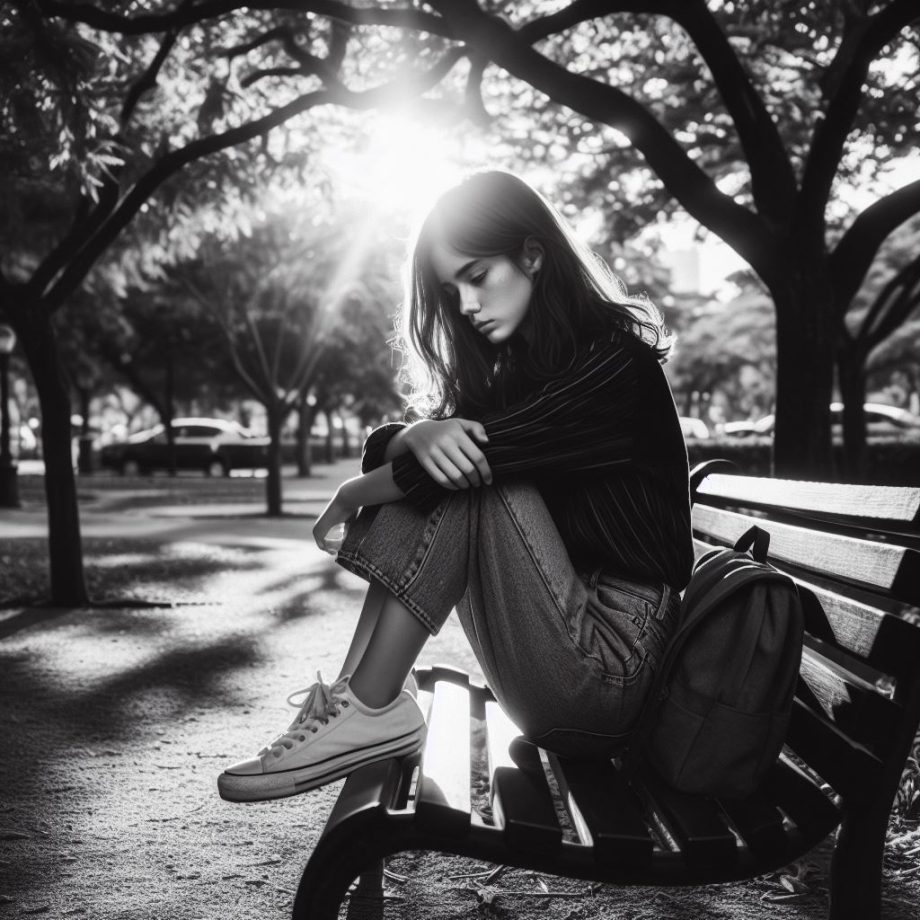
[[679, 416, 711, 440], [723, 403, 920, 438], [99, 418, 270, 476]]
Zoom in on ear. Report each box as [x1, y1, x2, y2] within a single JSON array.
[[521, 238, 544, 276]]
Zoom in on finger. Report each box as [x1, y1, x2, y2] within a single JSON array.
[[459, 419, 489, 443], [472, 451, 493, 486], [430, 446, 474, 489], [442, 443, 482, 488], [419, 454, 460, 490], [453, 434, 493, 486]]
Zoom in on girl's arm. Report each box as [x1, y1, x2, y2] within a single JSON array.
[[368, 420, 492, 488], [312, 463, 404, 554]]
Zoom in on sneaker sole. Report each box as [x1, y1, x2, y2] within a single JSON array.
[[217, 726, 425, 803]]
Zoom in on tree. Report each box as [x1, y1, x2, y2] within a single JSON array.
[[838, 217, 920, 475], [16, 0, 919, 600], [174, 201, 403, 513], [3, 1, 463, 602], [462, 0, 919, 476], [46, 0, 920, 480], [665, 283, 776, 423]]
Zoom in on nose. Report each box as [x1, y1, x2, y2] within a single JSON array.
[[458, 288, 480, 316]]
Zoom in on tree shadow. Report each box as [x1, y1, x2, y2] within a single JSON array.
[[0, 636, 260, 753]]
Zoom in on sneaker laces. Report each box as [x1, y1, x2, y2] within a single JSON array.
[[260, 672, 350, 757]]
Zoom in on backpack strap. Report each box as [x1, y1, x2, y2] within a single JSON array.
[[733, 524, 771, 562]]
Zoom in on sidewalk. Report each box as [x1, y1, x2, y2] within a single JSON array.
[[1, 466, 917, 919]]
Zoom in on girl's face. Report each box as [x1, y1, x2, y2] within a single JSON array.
[[429, 238, 536, 345]]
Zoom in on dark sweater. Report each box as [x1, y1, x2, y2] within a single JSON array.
[[361, 330, 694, 590]]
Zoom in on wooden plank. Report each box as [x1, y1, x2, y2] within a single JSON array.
[[695, 473, 920, 524], [549, 754, 654, 867], [763, 757, 842, 844], [785, 699, 884, 803], [717, 793, 787, 858], [692, 505, 920, 602], [796, 580, 920, 681], [320, 757, 406, 839], [798, 645, 901, 755], [484, 702, 561, 853], [415, 678, 471, 835], [692, 544, 919, 684], [640, 773, 738, 870]]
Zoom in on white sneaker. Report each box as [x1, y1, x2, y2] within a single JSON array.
[[217, 673, 426, 803]]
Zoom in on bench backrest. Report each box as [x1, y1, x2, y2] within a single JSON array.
[[690, 462, 920, 814]]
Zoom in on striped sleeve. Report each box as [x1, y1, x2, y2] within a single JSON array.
[[360, 422, 406, 474], [392, 339, 639, 507]]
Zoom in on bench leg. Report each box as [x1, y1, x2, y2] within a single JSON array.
[[828, 805, 887, 920], [292, 834, 388, 920], [346, 860, 385, 920]]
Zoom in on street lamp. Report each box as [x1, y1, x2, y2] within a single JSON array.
[[0, 324, 20, 508]]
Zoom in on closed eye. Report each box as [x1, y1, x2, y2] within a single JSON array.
[[469, 271, 487, 285]]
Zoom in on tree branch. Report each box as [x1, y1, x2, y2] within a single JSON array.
[[432, 1, 774, 276], [182, 275, 269, 402], [861, 253, 920, 347], [120, 24, 180, 126], [830, 179, 920, 309], [516, 0, 796, 222], [800, 0, 920, 227], [37, 47, 464, 311], [37, 0, 452, 38], [240, 66, 312, 88]]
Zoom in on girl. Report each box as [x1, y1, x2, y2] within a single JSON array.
[[218, 170, 694, 803]]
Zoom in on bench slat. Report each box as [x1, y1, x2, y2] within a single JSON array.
[[785, 698, 885, 802], [717, 793, 787, 858], [764, 756, 842, 843], [692, 505, 920, 602], [549, 754, 654, 867], [415, 678, 471, 835], [484, 702, 562, 853], [797, 581, 920, 681], [693, 539, 920, 683], [695, 473, 920, 524], [640, 773, 738, 869], [798, 645, 901, 756]]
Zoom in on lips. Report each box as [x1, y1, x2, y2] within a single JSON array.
[[474, 319, 496, 333]]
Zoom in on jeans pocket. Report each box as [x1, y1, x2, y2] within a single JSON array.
[[636, 585, 680, 670], [572, 588, 654, 686]]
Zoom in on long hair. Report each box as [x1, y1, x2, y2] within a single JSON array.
[[398, 170, 673, 418]]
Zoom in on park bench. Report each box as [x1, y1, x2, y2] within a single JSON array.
[[292, 461, 920, 920]]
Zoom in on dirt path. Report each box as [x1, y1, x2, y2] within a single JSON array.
[[1, 466, 917, 919]]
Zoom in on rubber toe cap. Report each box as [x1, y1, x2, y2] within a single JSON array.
[[223, 756, 265, 776]]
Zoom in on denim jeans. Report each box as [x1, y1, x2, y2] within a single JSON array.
[[337, 481, 680, 759]]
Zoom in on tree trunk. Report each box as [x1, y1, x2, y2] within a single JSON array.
[[323, 408, 335, 464], [295, 399, 313, 478], [338, 410, 351, 459], [77, 385, 94, 474], [265, 401, 284, 516], [14, 304, 88, 605], [165, 350, 176, 476], [837, 346, 869, 481], [771, 267, 836, 479]]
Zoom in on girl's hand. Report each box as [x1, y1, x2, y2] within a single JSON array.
[[403, 418, 492, 489], [313, 492, 357, 556]]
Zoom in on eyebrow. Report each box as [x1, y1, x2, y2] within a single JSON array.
[[453, 259, 480, 280]]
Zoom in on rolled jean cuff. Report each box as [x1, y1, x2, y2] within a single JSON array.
[[334, 497, 462, 637], [336, 548, 441, 636]]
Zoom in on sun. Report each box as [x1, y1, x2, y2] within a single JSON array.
[[321, 110, 489, 222]]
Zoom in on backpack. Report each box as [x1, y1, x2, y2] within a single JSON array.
[[630, 525, 804, 798]]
